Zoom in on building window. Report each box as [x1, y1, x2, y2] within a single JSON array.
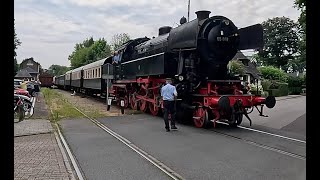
[[98, 68, 100, 78]]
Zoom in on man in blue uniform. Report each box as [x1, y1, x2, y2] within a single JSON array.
[[112, 51, 120, 64], [161, 78, 178, 132]]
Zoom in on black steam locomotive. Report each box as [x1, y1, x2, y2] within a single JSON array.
[[55, 10, 276, 128]]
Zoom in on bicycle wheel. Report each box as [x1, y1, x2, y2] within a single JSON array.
[[23, 101, 33, 118], [14, 105, 25, 123]]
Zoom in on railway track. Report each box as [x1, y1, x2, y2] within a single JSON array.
[[54, 88, 305, 180]]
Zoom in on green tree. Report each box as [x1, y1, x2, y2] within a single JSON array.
[[257, 17, 299, 71], [68, 37, 112, 68], [111, 33, 130, 51], [14, 19, 21, 75], [90, 38, 112, 62], [258, 66, 288, 82], [294, 0, 306, 73], [48, 65, 70, 76], [227, 60, 245, 76]]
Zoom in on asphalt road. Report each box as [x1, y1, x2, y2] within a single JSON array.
[[60, 96, 306, 180], [61, 118, 171, 180], [241, 96, 306, 140]]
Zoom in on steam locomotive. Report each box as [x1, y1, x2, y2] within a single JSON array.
[[54, 10, 276, 128]]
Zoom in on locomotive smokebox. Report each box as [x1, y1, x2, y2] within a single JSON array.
[[159, 26, 172, 36], [195, 10, 211, 20]]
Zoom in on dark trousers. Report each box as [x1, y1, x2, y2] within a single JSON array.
[[163, 100, 176, 129]]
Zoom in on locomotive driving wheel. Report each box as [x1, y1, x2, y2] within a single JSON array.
[[130, 93, 138, 110], [139, 89, 148, 113], [193, 103, 212, 128], [148, 93, 161, 116], [193, 107, 205, 128]]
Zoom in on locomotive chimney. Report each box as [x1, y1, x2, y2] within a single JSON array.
[[159, 26, 172, 36], [195, 10, 211, 20]]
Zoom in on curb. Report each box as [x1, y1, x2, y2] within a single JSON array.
[[14, 131, 53, 138], [276, 95, 304, 101], [54, 130, 77, 180], [54, 123, 85, 180]]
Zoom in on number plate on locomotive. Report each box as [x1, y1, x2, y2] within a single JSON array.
[[217, 37, 229, 42]]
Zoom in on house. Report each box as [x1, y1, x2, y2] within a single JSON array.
[[14, 69, 33, 80], [15, 58, 41, 81], [231, 51, 261, 85]]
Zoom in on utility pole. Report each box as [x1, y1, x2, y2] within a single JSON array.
[[187, 0, 190, 22]]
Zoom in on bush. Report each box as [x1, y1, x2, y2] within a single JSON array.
[[268, 82, 288, 96], [287, 76, 304, 87], [287, 76, 304, 95], [289, 87, 302, 95], [277, 82, 289, 96], [250, 84, 263, 95], [261, 79, 272, 91], [228, 60, 245, 76], [262, 91, 269, 97], [258, 66, 288, 82]]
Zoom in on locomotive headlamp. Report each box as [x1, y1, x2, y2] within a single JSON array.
[[178, 76, 184, 81]]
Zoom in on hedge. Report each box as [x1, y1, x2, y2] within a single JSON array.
[[261, 79, 272, 91], [258, 66, 288, 83], [268, 82, 289, 96]]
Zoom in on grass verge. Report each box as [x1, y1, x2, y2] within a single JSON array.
[[42, 88, 84, 122]]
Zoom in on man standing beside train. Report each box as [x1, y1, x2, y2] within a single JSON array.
[[161, 78, 178, 132]]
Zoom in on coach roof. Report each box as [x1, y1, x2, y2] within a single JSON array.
[[82, 57, 109, 70], [71, 66, 83, 73]]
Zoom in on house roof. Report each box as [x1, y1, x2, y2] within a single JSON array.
[[21, 58, 40, 65], [232, 51, 261, 79], [15, 69, 32, 78], [21, 67, 38, 73]]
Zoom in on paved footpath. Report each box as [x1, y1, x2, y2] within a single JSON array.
[[14, 92, 75, 180]]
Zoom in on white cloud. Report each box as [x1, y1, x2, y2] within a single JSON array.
[[14, 0, 300, 69]]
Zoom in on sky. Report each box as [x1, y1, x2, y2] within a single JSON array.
[[14, 0, 300, 69]]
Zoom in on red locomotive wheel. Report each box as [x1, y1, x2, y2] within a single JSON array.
[[123, 96, 129, 109], [149, 102, 160, 116], [130, 94, 138, 110], [193, 107, 206, 128], [140, 99, 148, 112]]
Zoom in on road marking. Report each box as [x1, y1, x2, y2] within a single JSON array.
[[212, 129, 306, 161], [72, 105, 185, 180], [215, 121, 306, 144], [56, 123, 85, 180]]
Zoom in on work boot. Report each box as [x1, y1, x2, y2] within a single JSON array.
[[166, 128, 170, 132], [171, 126, 178, 130]]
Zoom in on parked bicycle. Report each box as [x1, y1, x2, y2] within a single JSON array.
[[14, 93, 34, 123], [14, 94, 26, 123]]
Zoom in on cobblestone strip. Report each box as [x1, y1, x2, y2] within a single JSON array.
[[14, 133, 71, 180]]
